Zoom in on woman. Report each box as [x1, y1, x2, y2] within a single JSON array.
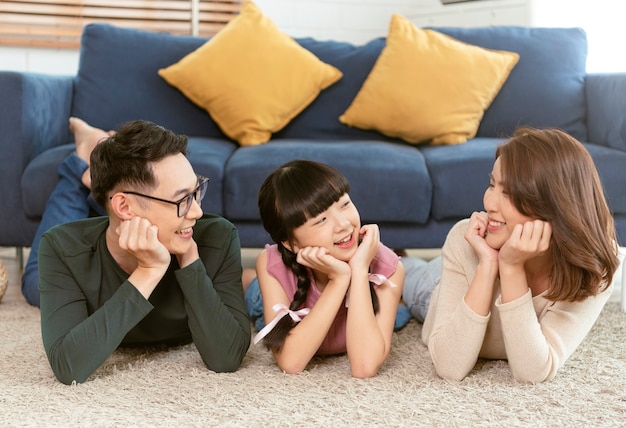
[[407, 127, 619, 383]]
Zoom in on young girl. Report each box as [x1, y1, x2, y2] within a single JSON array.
[[405, 127, 619, 383], [248, 160, 404, 378]]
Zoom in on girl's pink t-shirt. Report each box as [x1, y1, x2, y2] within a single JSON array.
[[265, 243, 399, 355]]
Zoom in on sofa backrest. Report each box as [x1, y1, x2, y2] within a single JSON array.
[[72, 23, 588, 143], [433, 26, 588, 142], [72, 24, 224, 137]]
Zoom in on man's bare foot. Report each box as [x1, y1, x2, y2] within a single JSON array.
[[69, 117, 115, 188]]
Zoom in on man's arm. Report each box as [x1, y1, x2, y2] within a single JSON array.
[[39, 230, 153, 385], [176, 222, 251, 372]]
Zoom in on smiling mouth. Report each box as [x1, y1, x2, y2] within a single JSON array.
[[335, 232, 354, 246], [176, 227, 193, 235]]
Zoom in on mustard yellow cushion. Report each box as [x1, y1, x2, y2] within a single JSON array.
[[339, 14, 519, 145], [158, 1, 342, 146]]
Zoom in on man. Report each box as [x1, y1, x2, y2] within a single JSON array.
[[38, 120, 251, 384]]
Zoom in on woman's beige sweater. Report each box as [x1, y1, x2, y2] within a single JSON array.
[[422, 219, 613, 383]]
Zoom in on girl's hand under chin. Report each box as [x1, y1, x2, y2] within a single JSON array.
[[297, 246, 351, 281], [350, 224, 380, 271]]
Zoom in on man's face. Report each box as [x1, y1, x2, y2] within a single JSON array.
[[134, 153, 204, 255]]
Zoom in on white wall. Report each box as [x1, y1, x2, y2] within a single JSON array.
[[530, 0, 626, 72], [0, 0, 622, 75]]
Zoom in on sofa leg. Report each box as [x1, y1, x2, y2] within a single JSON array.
[[16, 247, 24, 271]]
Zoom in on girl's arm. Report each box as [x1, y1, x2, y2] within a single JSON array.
[[345, 260, 404, 378], [256, 249, 350, 374]]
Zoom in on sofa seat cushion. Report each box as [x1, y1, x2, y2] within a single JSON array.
[[433, 27, 588, 142], [223, 140, 432, 224], [72, 23, 222, 138], [421, 138, 505, 220], [21, 138, 236, 218]]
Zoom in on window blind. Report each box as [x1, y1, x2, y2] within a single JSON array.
[[0, 0, 242, 49]]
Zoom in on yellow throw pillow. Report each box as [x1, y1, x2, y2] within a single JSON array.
[[159, 1, 342, 146], [339, 14, 519, 145]]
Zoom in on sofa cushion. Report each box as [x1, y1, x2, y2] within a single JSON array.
[[72, 23, 221, 137], [275, 37, 389, 142], [340, 14, 519, 145], [584, 144, 626, 215], [184, 138, 239, 216], [433, 27, 589, 142], [21, 138, 236, 218], [22, 145, 74, 218], [223, 140, 432, 225], [421, 138, 505, 220], [158, 1, 342, 146]]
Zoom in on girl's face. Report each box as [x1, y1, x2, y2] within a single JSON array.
[[289, 193, 361, 261], [483, 157, 534, 250]]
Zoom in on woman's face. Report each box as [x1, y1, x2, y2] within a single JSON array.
[[289, 193, 361, 261], [482, 157, 534, 250]]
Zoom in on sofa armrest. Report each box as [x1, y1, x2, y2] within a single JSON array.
[[586, 72, 626, 151], [0, 71, 74, 247]]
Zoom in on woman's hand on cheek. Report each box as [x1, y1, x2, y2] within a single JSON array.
[[117, 217, 171, 269], [499, 220, 551, 267], [465, 211, 498, 262]]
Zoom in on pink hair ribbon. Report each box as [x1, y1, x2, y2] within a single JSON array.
[[253, 303, 311, 344], [368, 273, 397, 288], [345, 273, 398, 307]]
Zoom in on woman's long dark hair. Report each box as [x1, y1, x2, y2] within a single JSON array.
[[257, 160, 379, 351], [496, 127, 619, 301]]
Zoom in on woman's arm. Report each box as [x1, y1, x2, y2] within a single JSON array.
[[425, 220, 494, 381], [497, 284, 613, 383]]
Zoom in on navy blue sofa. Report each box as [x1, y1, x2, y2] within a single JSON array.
[[2, 23, 626, 251]]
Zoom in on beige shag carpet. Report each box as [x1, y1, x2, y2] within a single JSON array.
[[1, 300, 624, 427]]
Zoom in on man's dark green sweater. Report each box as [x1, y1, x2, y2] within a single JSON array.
[[39, 214, 251, 384]]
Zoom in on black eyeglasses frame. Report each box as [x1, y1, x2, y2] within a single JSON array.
[[118, 175, 209, 217]]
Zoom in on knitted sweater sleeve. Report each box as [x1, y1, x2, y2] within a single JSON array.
[[423, 219, 491, 381], [496, 283, 612, 383]]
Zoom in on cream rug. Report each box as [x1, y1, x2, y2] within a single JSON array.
[[1, 300, 624, 427]]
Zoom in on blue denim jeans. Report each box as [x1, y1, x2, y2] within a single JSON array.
[[245, 277, 266, 331], [21, 153, 105, 307], [401, 256, 442, 323]]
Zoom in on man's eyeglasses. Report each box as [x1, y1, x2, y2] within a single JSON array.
[[119, 176, 209, 217]]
